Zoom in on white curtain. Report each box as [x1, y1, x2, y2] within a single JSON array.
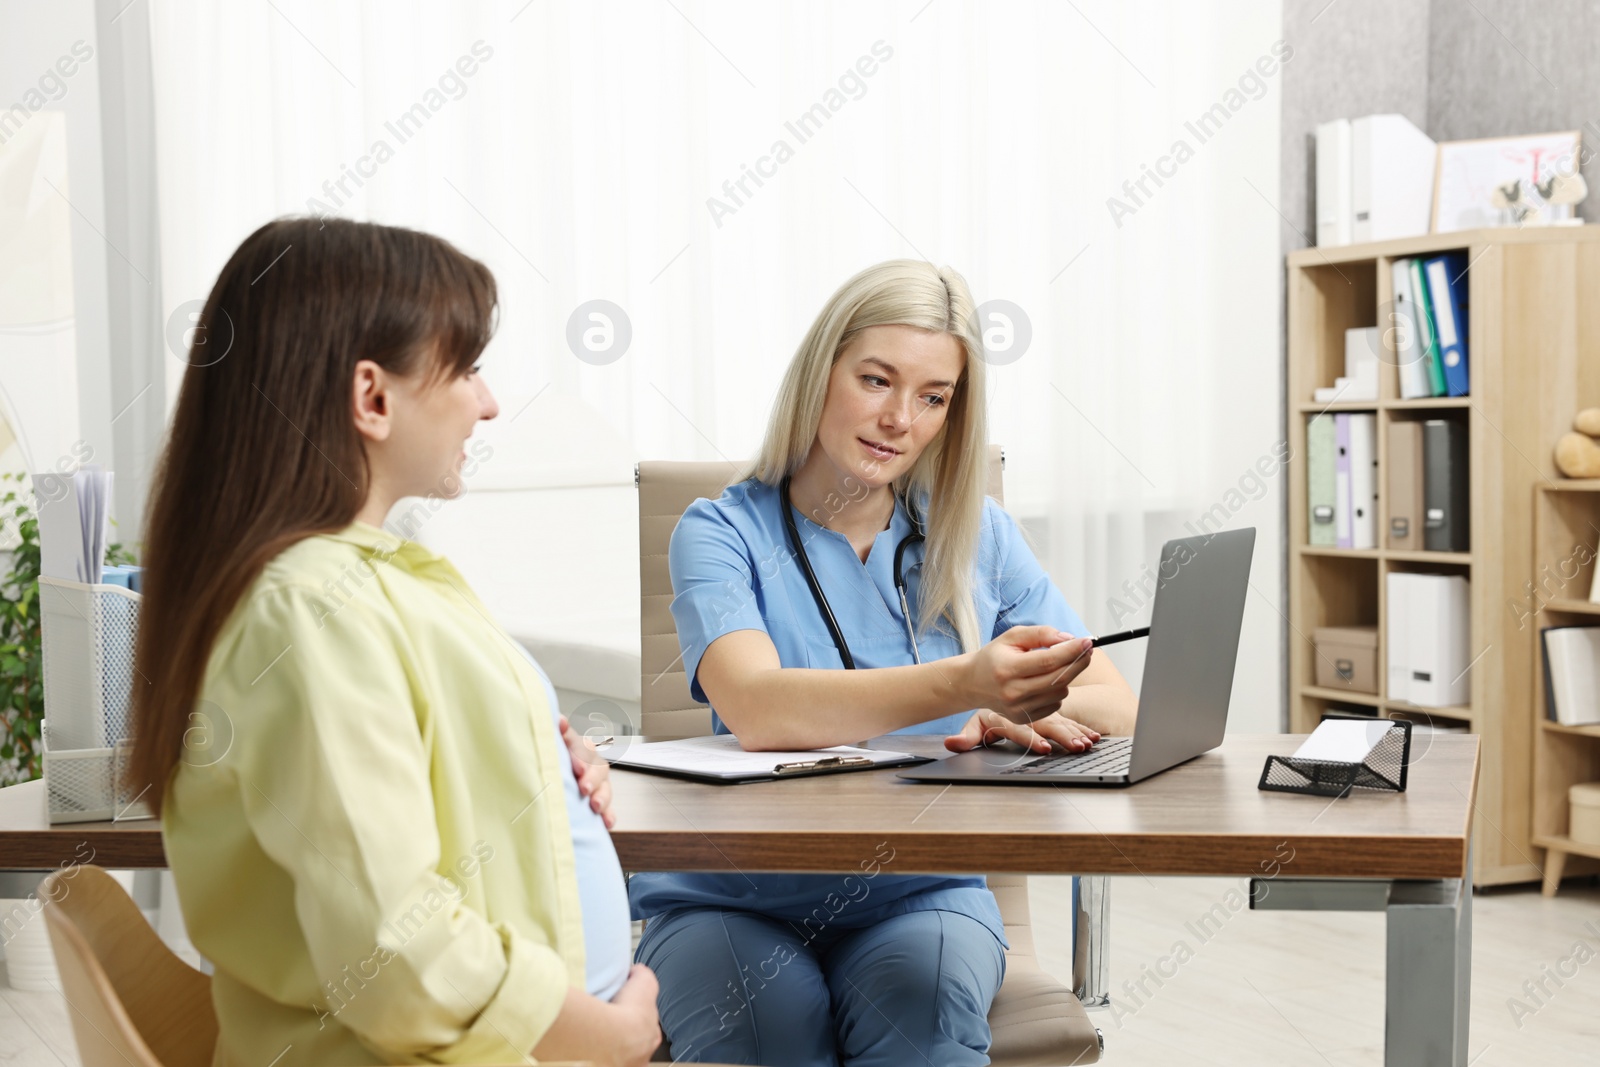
[[147, 0, 1285, 731]]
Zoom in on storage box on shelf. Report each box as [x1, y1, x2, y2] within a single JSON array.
[[1312, 625, 1378, 693], [1530, 482, 1600, 895], [1287, 226, 1600, 886], [1571, 784, 1600, 847]]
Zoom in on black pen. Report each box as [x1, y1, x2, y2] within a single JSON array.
[[1089, 626, 1150, 647]]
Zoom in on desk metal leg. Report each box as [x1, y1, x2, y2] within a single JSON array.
[[1385, 876, 1471, 1065], [1250, 871, 1471, 1067], [1072, 874, 1111, 1009], [0, 871, 49, 897]]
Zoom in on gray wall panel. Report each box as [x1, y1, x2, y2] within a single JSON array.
[[1280, 0, 1431, 253], [1429, 0, 1600, 223]]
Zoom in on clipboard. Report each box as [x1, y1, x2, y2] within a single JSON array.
[[602, 735, 930, 784]]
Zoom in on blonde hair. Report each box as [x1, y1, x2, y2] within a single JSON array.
[[749, 260, 989, 652]]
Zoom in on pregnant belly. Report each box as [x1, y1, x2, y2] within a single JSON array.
[[570, 805, 633, 1001]]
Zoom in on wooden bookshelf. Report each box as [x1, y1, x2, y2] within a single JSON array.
[[1531, 483, 1600, 894], [1286, 226, 1600, 887]]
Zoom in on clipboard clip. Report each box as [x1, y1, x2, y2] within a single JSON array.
[[772, 755, 875, 776]]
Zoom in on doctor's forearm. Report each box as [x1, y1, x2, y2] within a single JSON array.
[[1058, 683, 1138, 736], [716, 655, 980, 750]]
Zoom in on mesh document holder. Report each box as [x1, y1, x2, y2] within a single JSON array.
[[38, 577, 151, 823], [1258, 713, 1412, 797]]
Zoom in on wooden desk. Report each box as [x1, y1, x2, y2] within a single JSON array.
[[0, 777, 161, 871], [0, 734, 1480, 1066], [607, 734, 1477, 879]]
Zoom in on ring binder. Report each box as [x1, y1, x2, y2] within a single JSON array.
[[1258, 713, 1412, 797]]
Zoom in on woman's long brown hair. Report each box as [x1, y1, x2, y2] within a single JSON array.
[[129, 217, 497, 814]]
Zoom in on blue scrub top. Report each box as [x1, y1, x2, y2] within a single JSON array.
[[627, 477, 1089, 947]]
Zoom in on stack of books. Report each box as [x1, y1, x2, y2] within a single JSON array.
[[1311, 327, 1380, 403]]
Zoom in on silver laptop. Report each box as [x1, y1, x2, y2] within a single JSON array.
[[898, 527, 1254, 786]]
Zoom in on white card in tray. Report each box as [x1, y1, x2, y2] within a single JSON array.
[[1291, 719, 1393, 763]]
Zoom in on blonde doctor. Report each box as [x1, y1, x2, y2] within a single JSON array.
[[630, 259, 1137, 1065]]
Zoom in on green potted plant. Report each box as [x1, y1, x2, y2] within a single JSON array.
[[0, 471, 137, 788]]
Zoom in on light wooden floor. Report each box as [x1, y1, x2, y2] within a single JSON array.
[[1031, 874, 1600, 1066], [3, 875, 1598, 1065]]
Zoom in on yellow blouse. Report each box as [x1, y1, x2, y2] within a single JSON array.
[[163, 521, 585, 1066]]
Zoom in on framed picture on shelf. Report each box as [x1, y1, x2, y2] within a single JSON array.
[[1433, 130, 1584, 232]]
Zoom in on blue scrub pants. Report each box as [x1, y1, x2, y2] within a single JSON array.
[[636, 906, 1005, 1066]]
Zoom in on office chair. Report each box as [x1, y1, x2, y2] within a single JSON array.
[[37, 864, 730, 1067], [636, 448, 1108, 1066]]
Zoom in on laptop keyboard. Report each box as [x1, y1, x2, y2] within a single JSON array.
[[1001, 736, 1133, 775]]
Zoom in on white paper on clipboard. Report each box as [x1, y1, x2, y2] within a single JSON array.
[[605, 734, 913, 779]]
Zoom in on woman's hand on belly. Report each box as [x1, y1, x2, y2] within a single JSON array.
[[533, 963, 661, 1066], [944, 708, 1101, 754], [559, 715, 616, 829]]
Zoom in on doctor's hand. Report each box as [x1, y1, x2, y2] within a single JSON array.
[[558, 715, 616, 830], [944, 709, 1102, 755], [959, 625, 1094, 725]]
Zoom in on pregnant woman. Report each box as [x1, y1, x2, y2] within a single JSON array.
[[129, 217, 659, 1067], [632, 259, 1138, 1065]]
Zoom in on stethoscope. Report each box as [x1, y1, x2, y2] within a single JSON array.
[[779, 475, 926, 667]]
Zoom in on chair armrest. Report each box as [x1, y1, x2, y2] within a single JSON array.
[[1072, 875, 1110, 1008]]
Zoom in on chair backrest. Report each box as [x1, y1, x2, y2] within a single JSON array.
[[637, 459, 745, 738], [39, 867, 662, 1067], [637, 446, 1004, 738], [39, 865, 217, 1067]]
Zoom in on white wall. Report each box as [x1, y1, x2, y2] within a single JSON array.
[[0, 1, 110, 491], [147, 0, 1289, 733]]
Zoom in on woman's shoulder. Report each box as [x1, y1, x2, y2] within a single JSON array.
[[976, 495, 1022, 550], [669, 478, 781, 574], [204, 534, 408, 690], [222, 531, 400, 635], [250, 530, 380, 599], [706, 476, 774, 511], [676, 477, 775, 534]]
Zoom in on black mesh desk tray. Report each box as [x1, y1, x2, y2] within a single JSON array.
[[1258, 713, 1412, 797]]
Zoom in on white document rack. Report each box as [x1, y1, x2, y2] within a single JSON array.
[[38, 576, 152, 823]]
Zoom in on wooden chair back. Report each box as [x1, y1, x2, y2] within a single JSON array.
[[39, 865, 215, 1067]]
